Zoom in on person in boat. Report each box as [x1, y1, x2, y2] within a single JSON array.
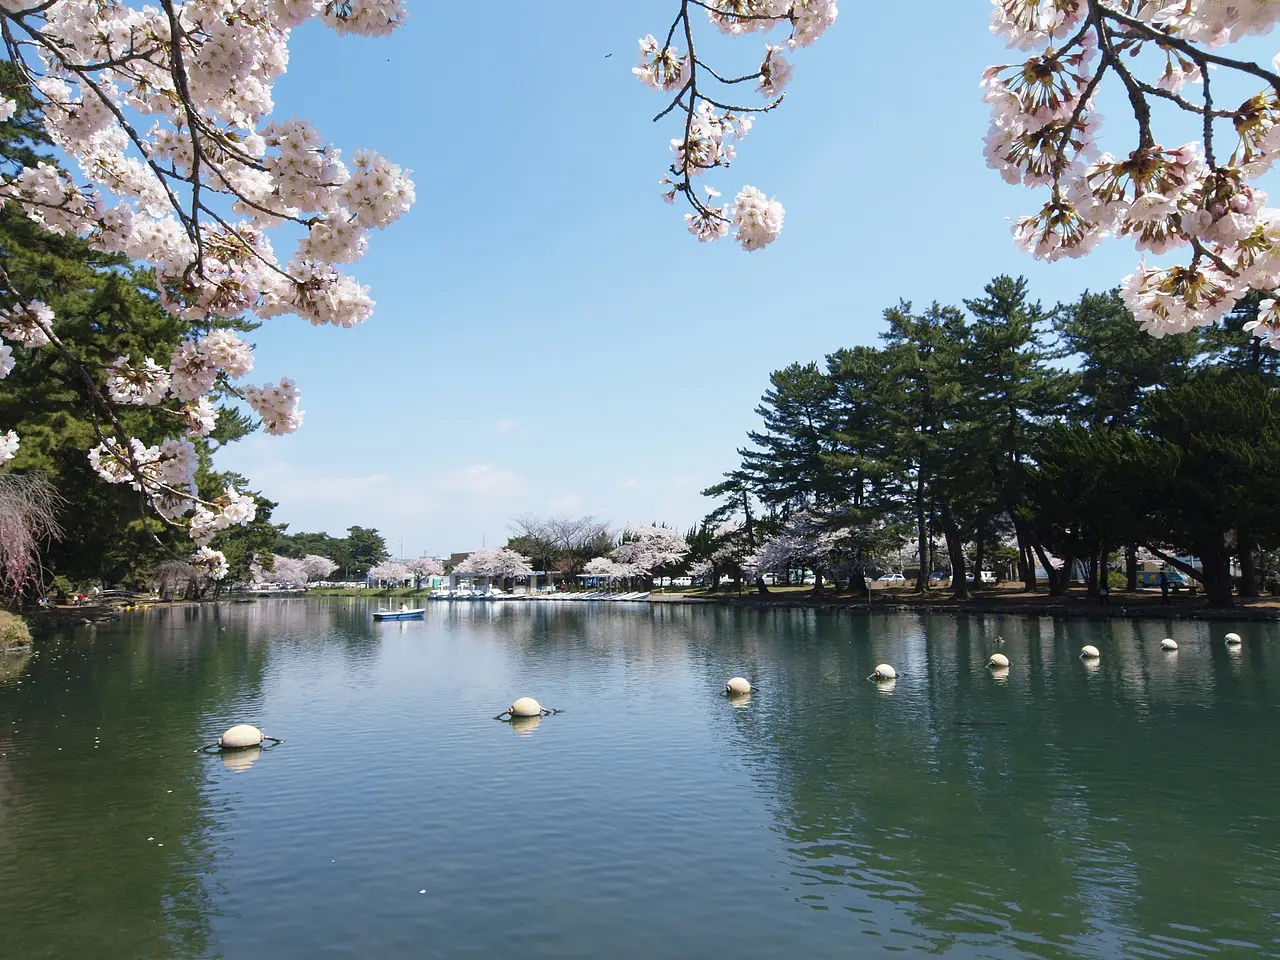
[[400, 603, 407, 612]]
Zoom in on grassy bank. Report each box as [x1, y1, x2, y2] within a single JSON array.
[[1, 610, 33, 648]]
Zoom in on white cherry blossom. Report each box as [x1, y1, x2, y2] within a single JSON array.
[[0, 429, 18, 465]]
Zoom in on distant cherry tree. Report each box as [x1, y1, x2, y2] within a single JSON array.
[[454, 548, 533, 580]]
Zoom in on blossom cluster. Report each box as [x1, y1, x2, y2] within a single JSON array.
[[406, 556, 444, 579], [986, 0, 1280, 342], [454, 548, 534, 580], [251, 553, 310, 586], [245, 378, 304, 436], [189, 489, 257, 547], [0, 300, 54, 347], [88, 436, 200, 514], [608, 524, 690, 577], [636, 1, 838, 250], [583, 556, 630, 579], [0, 0, 411, 574], [0, 429, 17, 465], [747, 509, 850, 575]]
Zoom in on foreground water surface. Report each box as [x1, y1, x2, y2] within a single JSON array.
[[1, 600, 1277, 959]]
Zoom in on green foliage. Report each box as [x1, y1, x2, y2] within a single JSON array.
[[274, 526, 388, 579], [1054, 288, 1198, 426], [0, 63, 270, 594], [710, 274, 1280, 608], [740, 362, 839, 509], [0, 610, 32, 648]]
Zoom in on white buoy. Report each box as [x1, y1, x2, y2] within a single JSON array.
[[509, 697, 543, 717], [1161, 638, 1178, 651], [1225, 632, 1242, 645], [218, 724, 264, 750], [990, 666, 1010, 683], [1080, 645, 1100, 660], [869, 664, 896, 681], [725, 677, 752, 695], [875, 679, 896, 694], [988, 653, 1010, 669]]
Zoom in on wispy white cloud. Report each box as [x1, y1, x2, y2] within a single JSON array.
[[550, 493, 582, 511], [495, 418, 519, 434], [436, 463, 523, 499]]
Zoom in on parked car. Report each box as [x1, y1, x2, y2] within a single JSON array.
[[877, 572, 906, 583], [671, 576, 693, 587], [1136, 569, 1192, 591], [965, 571, 997, 584], [929, 571, 950, 585]]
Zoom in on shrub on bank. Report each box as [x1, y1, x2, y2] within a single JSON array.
[[1, 611, 33, 648]]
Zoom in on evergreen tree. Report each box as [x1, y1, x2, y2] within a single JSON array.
[[963, 275, 1070, 590], [739, 362, 839, 511], [878, 302, 968, 593]]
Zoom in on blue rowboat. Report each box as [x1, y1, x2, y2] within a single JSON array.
[[373, 608, 425, 621]]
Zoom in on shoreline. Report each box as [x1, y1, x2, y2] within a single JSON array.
[[17, 589, 1280, 627], [648, 590, 1280, 621]]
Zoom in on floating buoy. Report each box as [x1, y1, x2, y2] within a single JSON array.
[[1161, 638, 1178, 651], [200, 724, 282, 754], [220, 724, 264, 750], [725, 677, 752, 696], [988, 653, 1009, 669], [990, 666, 1010, 682], [1080, 645, 1100, 660], [494, 697, 559, 721], [868, 664, 896, 682], [1225, 632, 1242, 645]]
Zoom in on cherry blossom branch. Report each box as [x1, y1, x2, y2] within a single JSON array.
[[0, 0, 416, 576], [1097, 3, 1280, 93], [637, 1, 830, 249], [990, 1, 1280, 345]]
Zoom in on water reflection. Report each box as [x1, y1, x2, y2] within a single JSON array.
[[218, 745, 261, 773], [507, 715, 541, 737], [706, 613, 1280, 958], [0, 601, 1276, 960]]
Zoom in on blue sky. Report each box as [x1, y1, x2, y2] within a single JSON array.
[[217, 2, 1258, 559]]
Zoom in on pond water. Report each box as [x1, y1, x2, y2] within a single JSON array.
[[1, 600, 1278, 959]]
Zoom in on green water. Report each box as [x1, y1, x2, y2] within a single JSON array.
[[1, 600, 1277, 959]]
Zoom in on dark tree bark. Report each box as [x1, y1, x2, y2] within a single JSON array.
[[1013, 516, 1037, 590], [941, 505, 968, 600]]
